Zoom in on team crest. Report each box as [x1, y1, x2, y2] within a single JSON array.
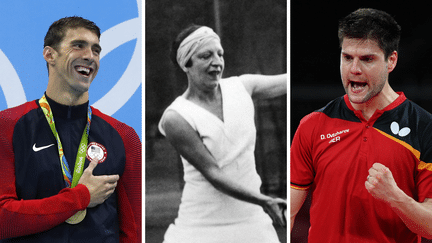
[[86, 142, 107, 163]]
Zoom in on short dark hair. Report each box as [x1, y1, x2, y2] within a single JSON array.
[[338, 8, 401, 60], [44, 16, 101, 72], [44, 16, 100, 50], [170, 24, 202, 70]]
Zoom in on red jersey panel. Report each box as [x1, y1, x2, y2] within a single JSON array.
[[291, 93, 432, 243]]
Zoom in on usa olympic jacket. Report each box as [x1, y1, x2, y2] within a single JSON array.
[[0, 95, 141, 242]]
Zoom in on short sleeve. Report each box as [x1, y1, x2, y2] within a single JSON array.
[[416, 122, 432, 202], [290, 112, 320, 190]]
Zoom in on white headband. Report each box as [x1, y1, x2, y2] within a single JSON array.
[[176, 26, 220, 72]]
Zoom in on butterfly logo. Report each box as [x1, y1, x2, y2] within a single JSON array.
[[390, 121, 411, 137]]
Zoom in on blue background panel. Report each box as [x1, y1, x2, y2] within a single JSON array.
[[0, 0, 142, 139]]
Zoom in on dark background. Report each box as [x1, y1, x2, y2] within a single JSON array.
[[291, 1, 432, 242], [146, 0, 287, 119], [291, 2, 432, 138]]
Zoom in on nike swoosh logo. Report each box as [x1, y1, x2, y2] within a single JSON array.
[[33, 143, 55, 152]]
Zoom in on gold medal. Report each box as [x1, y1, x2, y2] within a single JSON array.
[[66, 209, 86, 224]]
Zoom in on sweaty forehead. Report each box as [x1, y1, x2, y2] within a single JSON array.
[[341, 38, 384, 57]]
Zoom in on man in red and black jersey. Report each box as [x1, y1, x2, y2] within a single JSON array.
[[0, 17, 141, 242], [291, 8, 432, 242]]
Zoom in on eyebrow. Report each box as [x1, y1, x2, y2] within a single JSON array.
[[341, 52, 377, 58], [70, 39, 102, 52]]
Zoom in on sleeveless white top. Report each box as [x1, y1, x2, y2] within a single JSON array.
[[158, 77, 279, 243]]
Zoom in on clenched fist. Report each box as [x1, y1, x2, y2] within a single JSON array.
[[365, 163, 402, 204]]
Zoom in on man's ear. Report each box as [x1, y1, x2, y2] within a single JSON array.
[[387, 51, 398, 73], [43, 46, 57, 66]]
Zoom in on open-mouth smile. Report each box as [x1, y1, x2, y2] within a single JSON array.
[[75, 65, 94, 77]]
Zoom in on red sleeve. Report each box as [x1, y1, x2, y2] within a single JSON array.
[[0, 102, 91, 239], [416, 166, 432, 203], [118, 127, 141, 243], [416, 123, 432, 202], [94, 109, 142, 243], [290, 112, 320, 191]]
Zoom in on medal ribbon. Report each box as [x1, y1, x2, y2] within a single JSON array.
[[39, 94, 92, 188]]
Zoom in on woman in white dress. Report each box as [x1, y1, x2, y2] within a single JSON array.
[[158, 24, 287, 243]]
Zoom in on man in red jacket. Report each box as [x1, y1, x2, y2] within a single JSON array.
[[0, 16, 141, 242], [291, 8, 432, 242]]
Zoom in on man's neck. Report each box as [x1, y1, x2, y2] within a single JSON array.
[[46, 80, 89, 106], [350, 86, 399, 121], [46, 88, 89, 106]]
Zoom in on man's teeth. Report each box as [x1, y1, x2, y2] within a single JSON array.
[[352, 82, 366, 89], [76, 66, 90, 75]]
